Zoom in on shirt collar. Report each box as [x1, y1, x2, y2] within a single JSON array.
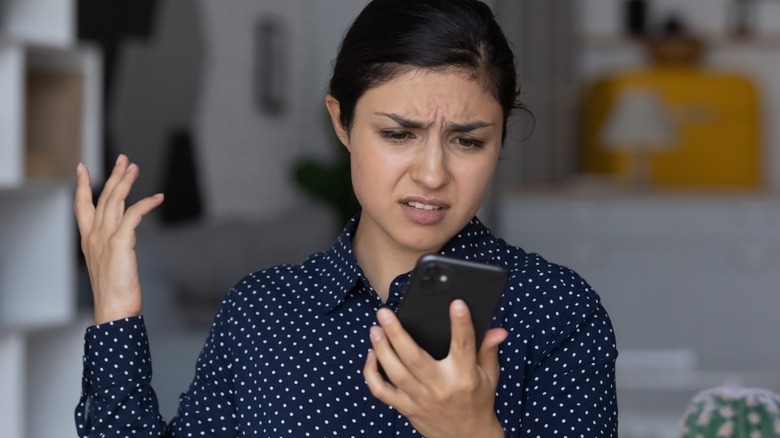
[[316, 215, 501, 313], [437, 217, 502, 264], [316, 216, 365, 313]]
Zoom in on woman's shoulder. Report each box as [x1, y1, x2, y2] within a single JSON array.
[[229, 251, 329, 294], [493, 240, 603, 316], [221, 248, 358, 310], [493, 243, 616, 359]]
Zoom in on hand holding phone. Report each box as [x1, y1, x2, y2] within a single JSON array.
[[396, 254, 508, 360]]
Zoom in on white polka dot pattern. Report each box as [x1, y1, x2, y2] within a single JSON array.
[[75, 217, 618, 437]]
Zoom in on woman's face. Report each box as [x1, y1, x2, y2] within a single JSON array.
[[327, 68, 503, 261]]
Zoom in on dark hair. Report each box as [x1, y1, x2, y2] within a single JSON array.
[[328, 0, 522, 141]]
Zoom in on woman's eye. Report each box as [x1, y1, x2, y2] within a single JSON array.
[[381, 131, 413, 143], [454, 137, 484, 149]]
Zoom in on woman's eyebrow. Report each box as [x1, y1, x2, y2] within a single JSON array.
[[446, 120, 494, 133], [375, 112, 427, 129], [375, 112, 494, 132]]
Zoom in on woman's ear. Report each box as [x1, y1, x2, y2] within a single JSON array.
[[325, 95, 351, 150]]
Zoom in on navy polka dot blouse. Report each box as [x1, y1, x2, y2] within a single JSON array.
[[75, 217, 618, 437]]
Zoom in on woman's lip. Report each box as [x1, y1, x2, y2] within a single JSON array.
[[400, 199, 449, 225], [405, 201, 442, 211], [400, 197, 450, 209]]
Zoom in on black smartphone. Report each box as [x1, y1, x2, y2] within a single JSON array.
[[396, 254, 508, 360]]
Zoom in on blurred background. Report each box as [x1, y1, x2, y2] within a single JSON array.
[[2, 0, 780, 436]]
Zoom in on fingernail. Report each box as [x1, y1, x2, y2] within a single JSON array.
[[76, 163, 83, 176], [376, 308, 394, 325], [115, 155, 122, 165], [452, 299, 467, 316], [370, 326, 383, 342]]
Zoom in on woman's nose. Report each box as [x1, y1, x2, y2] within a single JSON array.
[[409, 138, 450, 189]]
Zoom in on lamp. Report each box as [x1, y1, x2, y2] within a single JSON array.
[[600, 88, 677, 186]]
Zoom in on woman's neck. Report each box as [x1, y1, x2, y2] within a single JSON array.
[[352, 228, 423, 303]]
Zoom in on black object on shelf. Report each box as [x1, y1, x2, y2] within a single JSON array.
[[254, 15, 287, 116], [625, 0, 649, 36], [729, 0, 756, 38], [161, 128, 203, 224]]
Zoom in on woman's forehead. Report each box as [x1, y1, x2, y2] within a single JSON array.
[[387, 65, 495, 93], [357, 68, 502, 117]]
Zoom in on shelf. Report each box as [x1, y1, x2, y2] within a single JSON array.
[[0, 333, 24, 438], [0, 184, 76, 329], [582, 33, 780, 50], [0, 3, 101, 437], [0, 0, 75, 46], [25, 314, 91, 437], [0, 40, 102, 187], [0, 315, 90, 438]]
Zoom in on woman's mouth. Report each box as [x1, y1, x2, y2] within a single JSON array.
[[401, 199, 448, 225], [406, 201, 441, 211]]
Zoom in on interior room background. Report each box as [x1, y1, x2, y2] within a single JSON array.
[[2, 0, 780, 437]]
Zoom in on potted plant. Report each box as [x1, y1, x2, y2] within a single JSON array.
[[679, 386, 780, 437]]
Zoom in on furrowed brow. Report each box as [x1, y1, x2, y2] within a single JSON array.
[[447, 121, 494, 133], [375, 112, 429, 129], [375, 112, 493, 132]]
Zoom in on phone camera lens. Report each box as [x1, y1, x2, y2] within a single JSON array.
[[422, 265, 442, 288]]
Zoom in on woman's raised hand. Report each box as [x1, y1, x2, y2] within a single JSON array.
[[74, 154, 164, 325]]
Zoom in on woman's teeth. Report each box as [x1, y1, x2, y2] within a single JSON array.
[[407, 201, 440, 211]]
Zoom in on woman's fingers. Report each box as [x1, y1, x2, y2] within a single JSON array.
[[368, 322, 421, 387], [478, 328, 508, 385], [363, 340, 404, 402], [101, 162, 141, 230], [448, 301, 507, 384], [92, 155, 154, 234], [373, 302, 482, 385], [74, 163, 96, 242], [374, 308, 435, 382], [117, 193, 165, 236], [94, 154, 130, 229], [447, 299, 483, 373]]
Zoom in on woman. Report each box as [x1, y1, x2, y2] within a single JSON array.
[[74, 0, 618, 436]]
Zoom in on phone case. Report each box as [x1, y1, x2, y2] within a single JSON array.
[[396, 254, 508, 360]]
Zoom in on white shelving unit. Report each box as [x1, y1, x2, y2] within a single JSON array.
[[0, 1, 102, 436], [0, 185, 76, 328], [0, 0, 76, 46], [0, 42, 102, 186]]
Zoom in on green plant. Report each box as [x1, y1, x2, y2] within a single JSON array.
[[679, 386, 780, 438], [292, 151, 359, 226], [291, 114, 360, 228]]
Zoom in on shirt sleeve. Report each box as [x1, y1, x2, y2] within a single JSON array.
[[74, 316, 168, 437], [522, 301, 619, 437], [75, 300, 241, 437], [166, 294, 239, 436]]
